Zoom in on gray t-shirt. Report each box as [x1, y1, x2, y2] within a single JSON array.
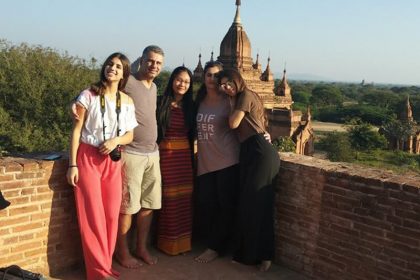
[[124, 75, 158, 153], [197, 95, 240, 176]]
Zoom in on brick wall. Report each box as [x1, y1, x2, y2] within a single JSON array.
[[1, 153, 419, 279], [0, 157, 81, 277], [275, 153, 420, 280]]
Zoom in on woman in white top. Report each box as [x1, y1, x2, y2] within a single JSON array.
[[66, 52, 138, 280]]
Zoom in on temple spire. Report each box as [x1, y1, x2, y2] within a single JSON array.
[[193, 53, 204, 82], [253, 53, 261, 70], [402, 95, 413, 121], [261, 56, 273, 82], [234, 0, 241, 24]]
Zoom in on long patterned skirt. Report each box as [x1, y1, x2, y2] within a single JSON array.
[[157, 108, 194, 255]]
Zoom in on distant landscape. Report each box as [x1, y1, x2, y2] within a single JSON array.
[[0, 40, 419, 173]]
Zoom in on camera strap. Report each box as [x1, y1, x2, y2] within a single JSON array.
[[100, 91, 121, 141]]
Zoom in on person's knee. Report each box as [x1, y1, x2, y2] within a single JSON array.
[[118, 213, 133, 233]]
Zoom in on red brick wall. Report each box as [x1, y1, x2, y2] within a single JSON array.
[[0, 157, 81, 276], [275, 153, 420, 280], [2, 153, 419, 279]]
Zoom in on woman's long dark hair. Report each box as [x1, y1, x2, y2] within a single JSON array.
[[157, 66, 195, 143], [90, 52, 130, 95], [195, 61, 224, 106]]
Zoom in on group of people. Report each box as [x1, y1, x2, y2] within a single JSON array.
[[66, 45, 280, 280]]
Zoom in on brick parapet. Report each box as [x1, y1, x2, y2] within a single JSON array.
[[1, 153, 420, 279], [275, 153, 420, 280], [0, 157, 81, 276]]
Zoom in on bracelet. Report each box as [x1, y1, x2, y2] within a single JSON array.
[[68, 165, 78, 168]]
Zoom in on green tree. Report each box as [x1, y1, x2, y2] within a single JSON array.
[[381, 118, 417, 151], [154, 70, 171, 96], [292, 90, 311, 105], [0, 40, 98, 154], [272, 136, 296, 152], [359, 89, 400, 110], [346, 119, 387, 151], [318, 132, 355, 162], [310, 85, 343, 107]]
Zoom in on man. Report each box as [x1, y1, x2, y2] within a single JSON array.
[[115, 45, 164, 268]]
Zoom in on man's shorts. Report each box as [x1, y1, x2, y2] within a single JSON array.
[[120, 151, 162, 214]]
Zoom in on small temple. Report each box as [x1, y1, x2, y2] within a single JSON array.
[[384, 96, 420, 154]]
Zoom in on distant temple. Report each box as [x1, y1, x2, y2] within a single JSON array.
[[193, 0, 314, 155], [385, 96, 420, 154]]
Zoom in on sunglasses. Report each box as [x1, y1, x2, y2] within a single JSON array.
[[220, 81, 234, 89]]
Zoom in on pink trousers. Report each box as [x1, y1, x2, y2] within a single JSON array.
[[74, 142, 121, 280]]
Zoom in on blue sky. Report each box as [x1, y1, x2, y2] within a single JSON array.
[[1, 0, 420, 85]]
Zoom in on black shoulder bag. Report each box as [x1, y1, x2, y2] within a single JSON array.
[[0, 265, 46, 280]]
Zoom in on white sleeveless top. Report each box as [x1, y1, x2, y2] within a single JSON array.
[[77, 89, 138, 147]]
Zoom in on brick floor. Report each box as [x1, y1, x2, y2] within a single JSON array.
[[52, 246, 307, 280]]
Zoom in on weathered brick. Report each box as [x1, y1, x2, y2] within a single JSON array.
[[35, 185, 51, 193], [21, 187, 36, 195], [31, 212, 50, 221], [0, 180, 29, 190], [402, 184, 420, 195], [2, 189, 21, 198], [354, 222, 385, 237], [5, 162, 23, 172], [15, 172, 43, 180], [324, 184, 349, 196], [0, 215, 30, 226], [13, 222, 44, 233], [8, 205, 40, 216], [8, 196, 30, 204], [0, 253, 24, 265], [0, 228, 11, 235], [395, 210, 420, 223], [24, 247, 47, 257], [22, 161, 40, 171], [2, 236, 18, 245], [386, 215, 403, 225], [31, 193, 54, 202], [31, 178, 50, 186], [0, 174, 14, 182], [18, 232, 35, 242], [11, 241, 43, 253], [386, 232, 419, 247]]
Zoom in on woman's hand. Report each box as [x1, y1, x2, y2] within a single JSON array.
[[264, 132, 272, 143], [99, 138, 118, 155], [66, 167, 78, 187]]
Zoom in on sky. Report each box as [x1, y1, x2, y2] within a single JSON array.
[[1, 0, 420, 85]]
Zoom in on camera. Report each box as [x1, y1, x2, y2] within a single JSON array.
[[109, 145, 121, 162]]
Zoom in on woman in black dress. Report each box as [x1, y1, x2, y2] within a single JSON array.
[[217, 69, 280, 272]]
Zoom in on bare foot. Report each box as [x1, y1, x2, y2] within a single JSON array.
[[195, 249, 218, 263], [136, 250, 158, 265], [115, 253, 142, 269], [258, 260, 271, 272]]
